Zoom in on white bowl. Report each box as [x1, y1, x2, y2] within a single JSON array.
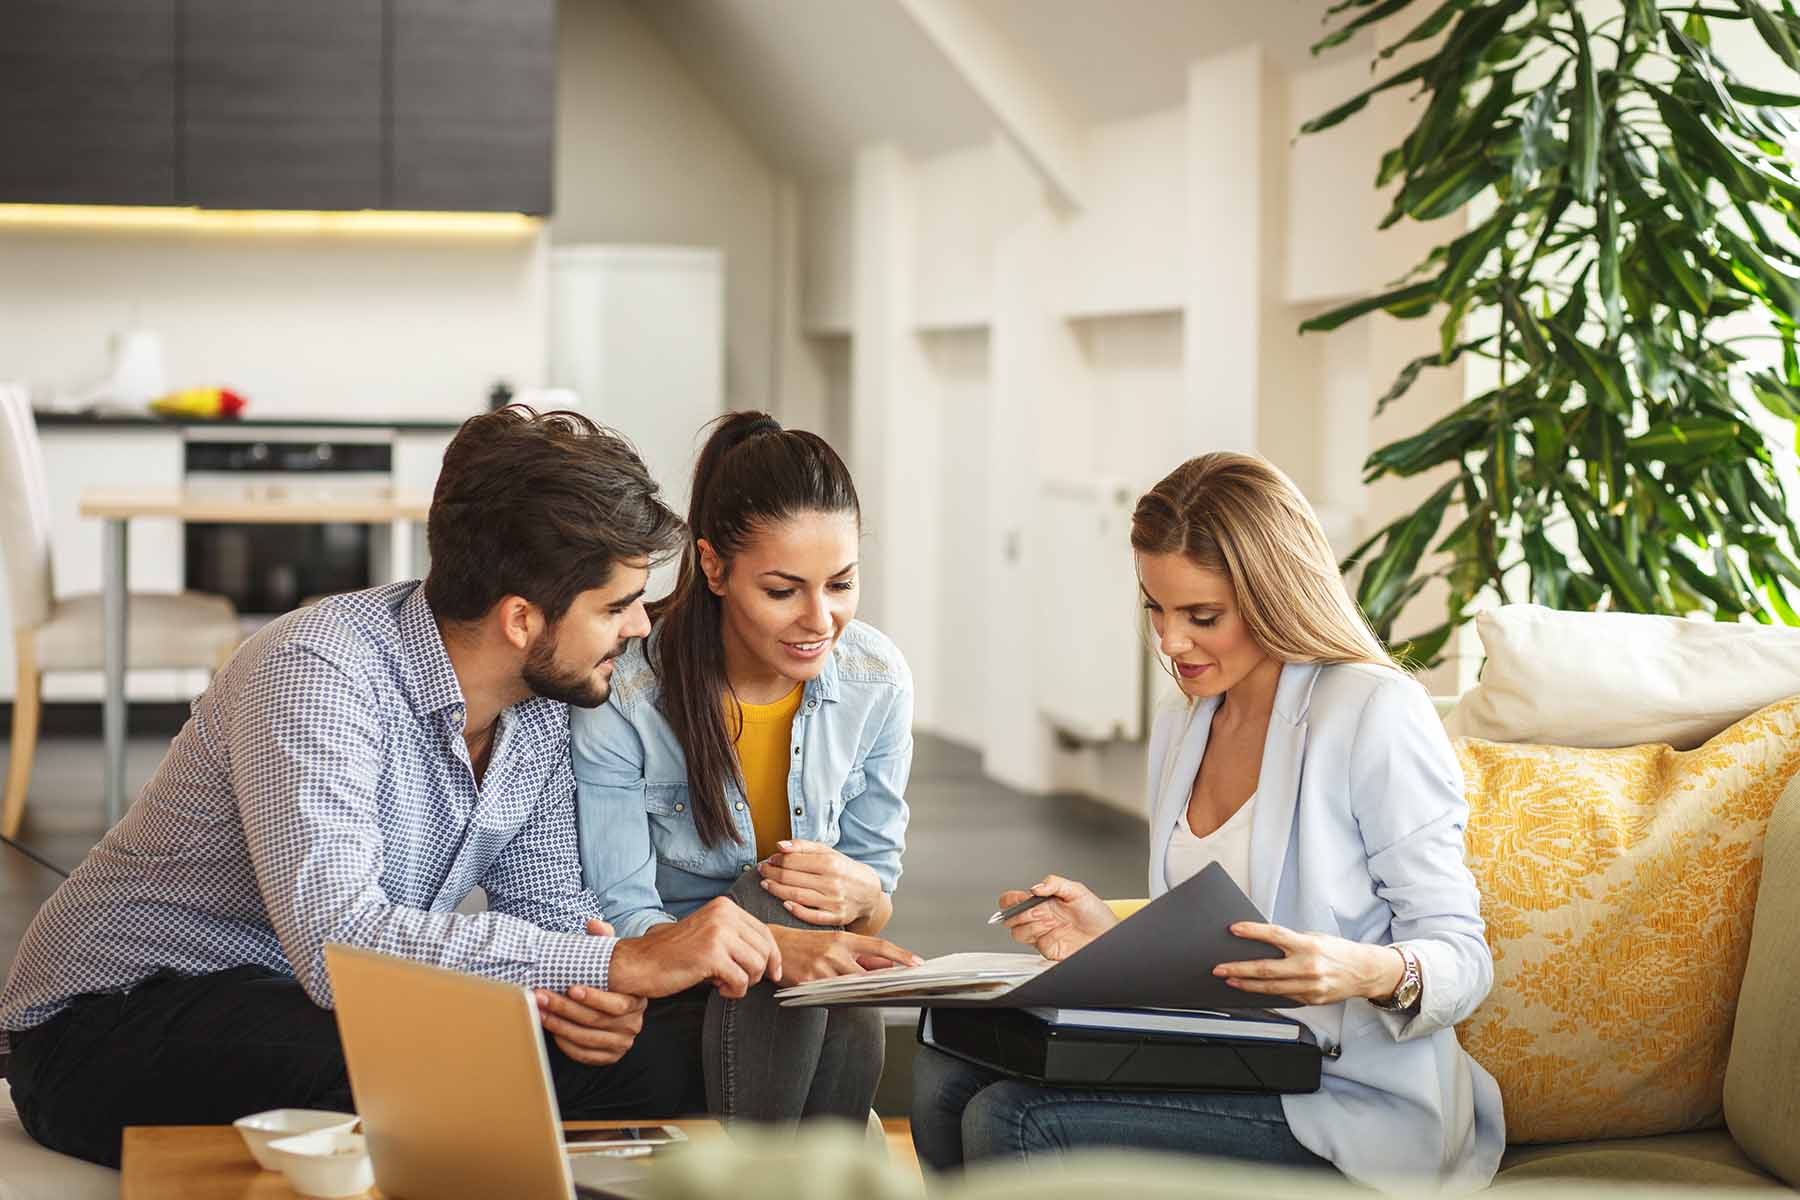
[[232, 1109, 358, 1171], [264, 1129, 375, 1199]]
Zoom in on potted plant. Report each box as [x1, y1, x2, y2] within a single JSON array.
[[1303, 0, 1800, 663]]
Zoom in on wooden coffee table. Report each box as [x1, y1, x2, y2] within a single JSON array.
[[120, 1118, 724, 1199]]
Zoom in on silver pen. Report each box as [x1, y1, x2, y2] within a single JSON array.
[[986, 893, 1054, 925]]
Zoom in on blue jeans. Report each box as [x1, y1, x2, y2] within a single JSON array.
[[910, 1045, 1336, 1173]]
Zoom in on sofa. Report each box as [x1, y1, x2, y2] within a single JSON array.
[[643, 657, 1800, 1199], [0, 1080, 115, 1200]]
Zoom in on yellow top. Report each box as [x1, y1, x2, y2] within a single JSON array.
[[731, 685, 804, 858]]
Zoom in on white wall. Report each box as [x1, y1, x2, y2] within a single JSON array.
[[0, 227, 546, 419], [1061, 110, 1185, 321], [921, 328, 991, 741], [555, 0, 782, 417], [799, 40, 1475, 811]]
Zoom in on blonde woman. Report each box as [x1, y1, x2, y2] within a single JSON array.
[[911, 453, 1503, 1191]]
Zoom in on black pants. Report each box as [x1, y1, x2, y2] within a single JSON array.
[[7, 964, 705, 1169]]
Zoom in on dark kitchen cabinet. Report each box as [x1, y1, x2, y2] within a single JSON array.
[[0, 0, 553, 213], [0, 0, 179, 206], [181, 0, 385, 211], [390, 0, 555, 214]]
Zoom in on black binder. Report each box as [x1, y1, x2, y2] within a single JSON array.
[[919, 1006, 1322, 1093]]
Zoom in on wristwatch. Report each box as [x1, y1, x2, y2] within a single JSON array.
[[1370, 945, 1422, 1012]]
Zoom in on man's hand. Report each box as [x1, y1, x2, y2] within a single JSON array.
[[606, 897, 782, 1000], [769, 925, 922, 986], [534, 986, 646, 1066], [757, 841, 883, 927]]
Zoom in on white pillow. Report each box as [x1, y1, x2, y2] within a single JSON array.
[[1444, 604, 1800, 749]]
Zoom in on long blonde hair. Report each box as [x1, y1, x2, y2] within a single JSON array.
[[1130, 452, 1399, 672]]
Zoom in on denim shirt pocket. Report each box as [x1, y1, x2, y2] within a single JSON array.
[[827, 767, 867, 841], [645, 782, 708, 870]]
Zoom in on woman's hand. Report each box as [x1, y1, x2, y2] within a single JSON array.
[[768, 925, 923, 986], [999, 875, 1119, 962], [1212, 922, 1407, 1006], [758, 840, 883, 927]]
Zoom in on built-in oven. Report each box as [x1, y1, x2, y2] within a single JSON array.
[[182, 427, 395, 619]]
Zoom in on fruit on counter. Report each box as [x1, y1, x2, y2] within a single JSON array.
[[149, 387, 247, 418]]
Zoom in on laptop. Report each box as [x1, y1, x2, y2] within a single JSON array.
[[324, 943, 663, 1200]]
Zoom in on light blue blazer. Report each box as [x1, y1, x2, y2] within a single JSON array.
[[1146, 660, 1504, 1191]]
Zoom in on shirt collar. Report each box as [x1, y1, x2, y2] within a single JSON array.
[[808, 641, 842, 704], [397, 583, 468, 720]]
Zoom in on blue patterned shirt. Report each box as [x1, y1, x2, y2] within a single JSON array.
[[0, 582, 616, 1051]]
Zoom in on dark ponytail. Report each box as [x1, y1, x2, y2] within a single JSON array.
[[648, 411, 860, 847]]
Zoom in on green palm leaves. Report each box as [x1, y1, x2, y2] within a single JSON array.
[[1305, 0, 1800, 662]]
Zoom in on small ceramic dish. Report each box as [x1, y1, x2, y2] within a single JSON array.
[[232, 1109, 358, 1171], [264, 1129, 375, 1199]]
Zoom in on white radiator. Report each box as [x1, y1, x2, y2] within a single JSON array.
[[1032, 477, 1144, 742]]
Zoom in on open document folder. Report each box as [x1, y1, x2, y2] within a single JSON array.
[[776, 862, 1299, 1011]]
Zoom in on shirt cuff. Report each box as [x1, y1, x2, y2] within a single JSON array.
[[534, 931, 619, 993], [1372, 939, 1451, 1042]]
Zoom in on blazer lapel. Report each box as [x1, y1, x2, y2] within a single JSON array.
[[1148, 696, 1216, 896], [1247, 662, 1322, 917]]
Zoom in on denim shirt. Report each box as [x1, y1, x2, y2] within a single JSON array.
[[571, 620, 913, 939]]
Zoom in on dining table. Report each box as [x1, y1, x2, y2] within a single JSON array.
[[79, 486, 432, 826]]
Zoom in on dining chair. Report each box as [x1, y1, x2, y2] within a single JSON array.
[[0, 386, 242, 837]]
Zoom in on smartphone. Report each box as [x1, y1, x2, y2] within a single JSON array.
[[564, 1125, 688, 1153]]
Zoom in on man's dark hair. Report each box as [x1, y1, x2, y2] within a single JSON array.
[[425, 406, 684, 624]]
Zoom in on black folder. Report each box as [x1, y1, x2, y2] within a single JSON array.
[[984, 862, 1299, 1011], [919, 1006, 1322, 1093]]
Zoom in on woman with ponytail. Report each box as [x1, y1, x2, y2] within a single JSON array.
[[571, 412, 918, 1125]]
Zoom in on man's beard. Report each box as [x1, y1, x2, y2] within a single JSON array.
[[522, 627, 618, 709]]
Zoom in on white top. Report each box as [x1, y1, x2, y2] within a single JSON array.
[[1163, 794, 1254, 896]]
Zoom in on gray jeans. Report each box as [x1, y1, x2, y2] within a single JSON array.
[[702, 868, 885, 1124]]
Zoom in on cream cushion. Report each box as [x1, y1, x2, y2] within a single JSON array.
[[1495, 1131, 1786, 1189], [0, 1080, 117, 1200], [31, 591, 239, 672], [1445, 606, 1800, 750]]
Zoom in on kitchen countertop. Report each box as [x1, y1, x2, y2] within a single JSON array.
[[33, 409, 468, 433]]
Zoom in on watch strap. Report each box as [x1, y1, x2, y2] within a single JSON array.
[[1370, 944, 1421, 1012]]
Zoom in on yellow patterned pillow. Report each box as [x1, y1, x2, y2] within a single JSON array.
[[1454, 695, 1800, 1144]]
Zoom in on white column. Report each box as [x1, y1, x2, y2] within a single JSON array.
[[983, 206, 1095, 794], [771, 177, 830, 434], [850, 144, 942, 726], [1183, 45, 1273, 457]]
